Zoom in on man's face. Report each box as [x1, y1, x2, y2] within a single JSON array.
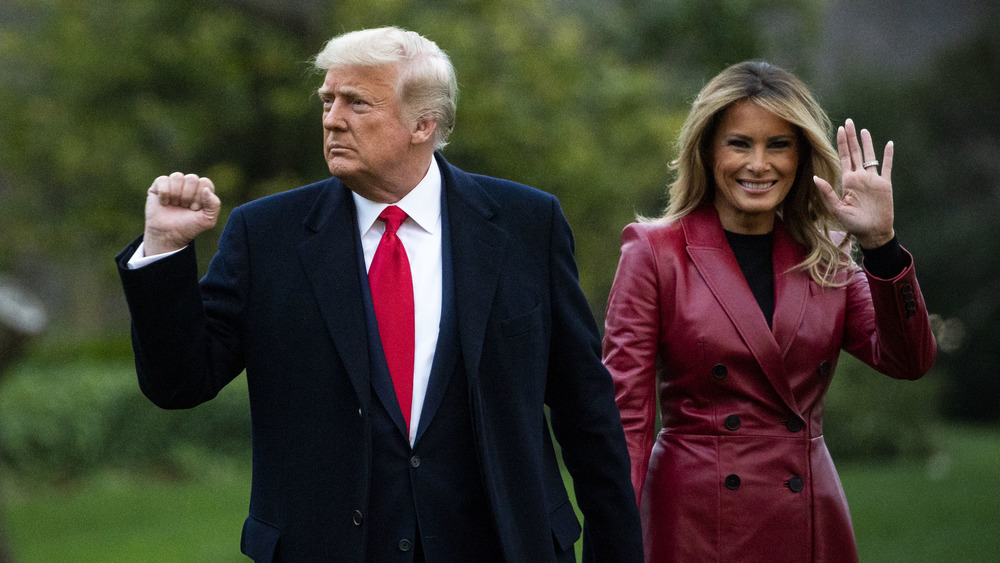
[[319, 64, 423, 202]]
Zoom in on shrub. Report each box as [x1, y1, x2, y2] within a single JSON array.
[[823, 352, 941, 461], [0, 360, 251, 481]]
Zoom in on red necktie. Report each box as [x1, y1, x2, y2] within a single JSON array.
[[368, 206, 415, 431]]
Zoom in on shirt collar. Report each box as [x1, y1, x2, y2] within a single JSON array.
[[352, 156, 442, 237]]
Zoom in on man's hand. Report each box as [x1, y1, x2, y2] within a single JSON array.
[[143, 172, 222, 255]]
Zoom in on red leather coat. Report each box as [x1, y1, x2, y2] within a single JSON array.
[[602, 204, 936, 562]]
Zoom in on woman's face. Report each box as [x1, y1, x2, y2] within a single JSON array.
[[709, 99, 800, 234]]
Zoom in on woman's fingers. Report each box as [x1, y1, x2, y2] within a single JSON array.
[[881, 141, 894, 183]]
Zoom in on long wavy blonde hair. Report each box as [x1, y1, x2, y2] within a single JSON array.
[[659, 60, 852, 286]]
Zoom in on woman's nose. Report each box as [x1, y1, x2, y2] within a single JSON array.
[[747, 148, 769, 173]]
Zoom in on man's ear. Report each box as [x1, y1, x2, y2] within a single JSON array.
[[411, 117, 438, 145]]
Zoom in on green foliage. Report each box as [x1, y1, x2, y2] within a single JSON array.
[[0, 354, 938, 484], [323, 0, 684, 313], [0, 361, 251, 480], [0, 0, 960, 478], [0, 0, 827, 327], [823, 353, 940, 461], [580, 0, 824, 72], [0, 0, 327, 331]]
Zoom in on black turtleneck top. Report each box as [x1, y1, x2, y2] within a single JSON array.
[[724, 231, 906, 328]]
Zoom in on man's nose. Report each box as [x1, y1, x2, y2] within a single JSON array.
[[323, 103, 348, 130]]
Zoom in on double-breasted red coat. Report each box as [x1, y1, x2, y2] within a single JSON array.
[[602, 204, 936, 562]]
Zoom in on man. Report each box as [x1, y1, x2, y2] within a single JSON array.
[[117, 27, 642, 562]]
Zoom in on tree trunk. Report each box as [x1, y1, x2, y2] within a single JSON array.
[[0, 276, 48, 563]]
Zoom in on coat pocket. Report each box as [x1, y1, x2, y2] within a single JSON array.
[[501, 303, 541, 337], [241, 514, 281, 562], [549, 498, 582, 552]]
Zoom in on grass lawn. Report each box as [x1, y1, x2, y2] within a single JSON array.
[[3, 467, 250, 562], [4, 423, 998, 561], [842, 424, 1000, 562]]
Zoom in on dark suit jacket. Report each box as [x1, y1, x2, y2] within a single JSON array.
[[117, 154, 642, 562]]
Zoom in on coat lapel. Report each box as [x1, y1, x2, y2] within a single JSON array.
[[439, 157, 508, 386], [412, 172, 460, 444], [683, 205, 800, 414], [297, 180, 372, 409], [770, 222, 809, 358]]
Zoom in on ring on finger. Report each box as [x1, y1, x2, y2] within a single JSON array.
[[863, 160, 879, 169]]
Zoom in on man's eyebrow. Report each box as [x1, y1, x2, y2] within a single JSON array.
[[317, 86, 367, 98]]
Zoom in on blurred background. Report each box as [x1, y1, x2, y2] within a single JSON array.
[[0, 0, 997, 560]]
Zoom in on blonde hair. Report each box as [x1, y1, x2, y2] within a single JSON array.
[[660, 60, 852, 286], [314, 27, 458, 150]]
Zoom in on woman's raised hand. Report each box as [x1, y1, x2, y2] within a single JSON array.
[[813, 119, 895, 248]]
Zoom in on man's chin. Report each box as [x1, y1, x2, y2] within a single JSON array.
[[326, 160, 356, 180]]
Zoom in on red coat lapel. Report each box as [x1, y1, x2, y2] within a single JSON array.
[[682, 205, 800, 414], [771, 222, 810, 359]]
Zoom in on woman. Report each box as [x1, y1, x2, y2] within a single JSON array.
[[602, 60, 936, 562]]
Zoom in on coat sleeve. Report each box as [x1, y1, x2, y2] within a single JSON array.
[[542, 201, 643, 563], [601, 223, 661, 506], [842, 246, 936, 379], [115, 207, 249, 408]]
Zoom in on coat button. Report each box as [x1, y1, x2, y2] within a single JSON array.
[[786, 417, 804, 433], [352, 510, 363, 526], [398, 539, 413, 552], [788, 476, 804, 493], [724, 414, 741, 431], [725, 474, 741, 490], [712, 364, 728, 379], [818, 361, 831, 377], [410, 455, 421, 468]]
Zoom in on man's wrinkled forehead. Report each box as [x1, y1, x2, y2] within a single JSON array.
[[317, 64, 400, 96]]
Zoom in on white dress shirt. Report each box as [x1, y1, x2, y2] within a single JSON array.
[[353, 157, 442, 446], [129, 157, 444, 446]]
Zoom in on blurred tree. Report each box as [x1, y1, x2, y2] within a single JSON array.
[[897, 31, 1000, 421], [0, 0, 970, 464], [823, 14, 1000, 422], [570, 0, 825, 91], [824, 354, 939, 461], [321, 0, 682, 315], [0, 0, 682, 334], [0, 0, 329, 338]]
